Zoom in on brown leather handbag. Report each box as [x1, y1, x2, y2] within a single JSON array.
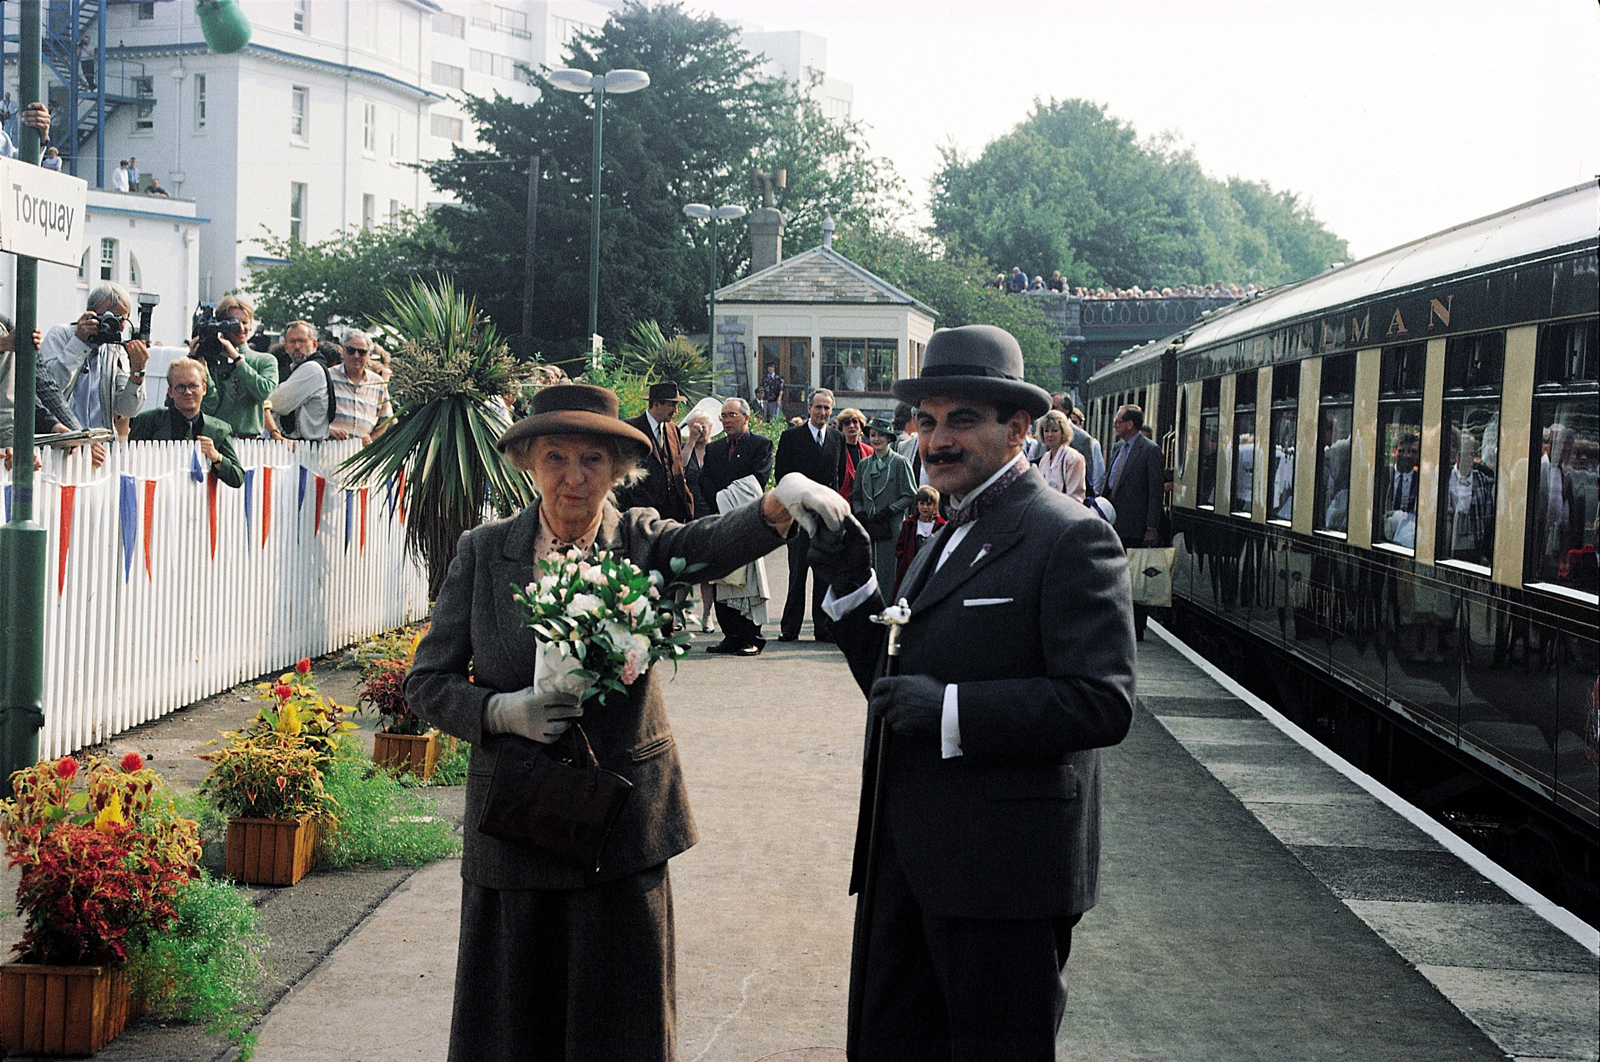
[[477, 725, 633, 873]]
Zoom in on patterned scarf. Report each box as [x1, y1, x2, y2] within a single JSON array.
[[945, 455, 1028, 530]]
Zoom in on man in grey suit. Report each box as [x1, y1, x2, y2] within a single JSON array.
[[1105, 402, 1166, 640], [816, 325, 1135, 1059]]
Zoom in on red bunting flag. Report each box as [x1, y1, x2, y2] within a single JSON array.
[[359, 487, 369, 553], [207, 472, 220, 560], [143, 479, 156, 579], [395, 467, 406, 526], [262, 467, 274, 547], [57, 486, 76, 596], [314, 475, 327, 534]]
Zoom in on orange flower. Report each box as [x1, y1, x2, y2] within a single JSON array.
[[55, 757, 77, 780], [119, 752, 144, 773]]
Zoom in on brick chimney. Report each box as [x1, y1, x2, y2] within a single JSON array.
[[749, 207, 784, 273]]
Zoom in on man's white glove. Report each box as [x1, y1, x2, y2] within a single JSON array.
[[483, 687, 583, 744], [774, 472, 852, 536]]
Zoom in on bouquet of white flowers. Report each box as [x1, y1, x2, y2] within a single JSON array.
[[512, 549, 699, 706]]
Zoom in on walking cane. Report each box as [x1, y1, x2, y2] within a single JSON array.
[[847, 598, 911, 1060]]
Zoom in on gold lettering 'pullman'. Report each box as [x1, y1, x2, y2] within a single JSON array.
[[1428, 295, 1453, 330], [1349, 311, 1371, 344], [1386, 308, 1408, 337]]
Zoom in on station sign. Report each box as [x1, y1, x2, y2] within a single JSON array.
[[0, 158, 88, 267]]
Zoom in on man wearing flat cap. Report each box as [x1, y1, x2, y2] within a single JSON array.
[[811, 324, 1136, 1058], [616, 382, 695, 522]]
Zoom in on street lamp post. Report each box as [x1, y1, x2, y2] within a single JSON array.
[[547, 67, 649, 344], [682, 203, 747, 354]]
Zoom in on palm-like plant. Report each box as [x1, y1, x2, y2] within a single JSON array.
[[342, 278, 534, 597], [618, 320, 713, 398]]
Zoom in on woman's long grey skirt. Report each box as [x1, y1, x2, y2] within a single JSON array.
[[447, 863, 675, 1062]]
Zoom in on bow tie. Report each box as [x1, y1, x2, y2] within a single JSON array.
[[945, 458, 1027, 530]]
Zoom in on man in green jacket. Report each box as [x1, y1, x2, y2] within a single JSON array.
[[195, 294, 277, 438], [128, 356, 244, 487]]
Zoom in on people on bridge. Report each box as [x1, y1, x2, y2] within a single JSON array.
[[809, 323, 1136, 1059], [405, 382, 847, 1062]]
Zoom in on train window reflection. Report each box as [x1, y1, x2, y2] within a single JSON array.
[[1268, 364, 1299, 521], [1529, 399, 1599, 594], [1199, 378, 1220, 508], [1315, 354, 1355, 533], [1374, 344, 1425, 551], [1231, 370, 1257, 514], [1438, 336, 1503, 567], [1535, 318, 1598, 385]]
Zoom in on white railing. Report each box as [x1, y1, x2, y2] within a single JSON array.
[[1, 440, 429, 758]]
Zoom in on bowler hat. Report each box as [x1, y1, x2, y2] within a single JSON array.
[[496, 384, 651, 456], [893, 325, 1051, 419], [647, 382, 687, 404]]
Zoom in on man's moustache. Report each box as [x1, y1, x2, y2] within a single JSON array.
[[925, 450, 964, 466]]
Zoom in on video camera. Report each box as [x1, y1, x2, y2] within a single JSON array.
[[191, 302, 247, 364]]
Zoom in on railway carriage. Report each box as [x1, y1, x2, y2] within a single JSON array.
[[1085, 183, 1599, 903]]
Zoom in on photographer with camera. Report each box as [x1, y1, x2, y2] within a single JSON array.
[[265, 320, 332, 441], [190, 294, 279, 439], [40, 282, 149, 436]]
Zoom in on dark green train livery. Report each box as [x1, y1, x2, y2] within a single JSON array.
[[1084, 182, 1599, 845]]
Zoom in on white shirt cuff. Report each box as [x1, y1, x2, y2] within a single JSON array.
[[820, 571, 879, 621], [940, 683, 962, 759]]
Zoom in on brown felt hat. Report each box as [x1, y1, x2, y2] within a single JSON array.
[[647, 382, 687, 404], [893, 324, 1051, 420], [496, 384, 652, 456]]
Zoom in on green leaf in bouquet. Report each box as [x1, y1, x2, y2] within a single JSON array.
[[669, 557, 686, 574], [573, 669, 599, 683]]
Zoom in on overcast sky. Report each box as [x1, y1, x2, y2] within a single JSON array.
[[699, 0, 1600, 263]]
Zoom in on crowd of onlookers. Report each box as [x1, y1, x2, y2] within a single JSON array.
[[987, 265, 1260, 300]]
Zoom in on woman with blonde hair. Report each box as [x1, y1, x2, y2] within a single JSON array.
[[1037, 409, 1087, 502]]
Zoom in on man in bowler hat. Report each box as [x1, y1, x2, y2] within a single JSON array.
[[812, 325, 1136, 1058], [617, 381, 695, 522]]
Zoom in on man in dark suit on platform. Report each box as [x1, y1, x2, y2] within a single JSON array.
[[774, 387, 841, 641], [616, 382, 694, 522], [812, 325, 1135, 1059], [701, 397, 775, 654], [1105, 402, 1165, 639]]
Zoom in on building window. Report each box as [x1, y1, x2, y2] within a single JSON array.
[[128, 253, 141, 289], [1230, 370, 1257, 515], [1436, 332, 1504, 568], [469, 51, 519, 80], [493, 5, 530, 36], [432, 11, 465, 37], [362, 194, 376, 231], [551, 16, 596, 46], [389, 108, 400, 157], [1528, 317, 1598, 592], [389, 198, 401, 223], [1198, 377, 1221, 509], [1373, 342, 1426, 551], [1314, 353, 1355, 533], [137, 3, 155, 20], [290, 86, 309, 140], [194, 73, 207, 129], [1267, 364, 1299, 522], [289, 182, 307, 243], [99, 238, 116, 281], [133, 76, 154, 132], [430, 113, 463, 142], [820, 338, 895, 393], [431, 62, 464, 91], [292, 0, 309, 33], [362, 102, 376, 153]]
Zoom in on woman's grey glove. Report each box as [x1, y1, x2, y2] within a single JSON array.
[[483, 687, 584, 744], [775, 472, 852, 536]]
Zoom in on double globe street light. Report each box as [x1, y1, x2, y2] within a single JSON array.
[[682, 203, 747, 354], [546, 67, 650, 343]]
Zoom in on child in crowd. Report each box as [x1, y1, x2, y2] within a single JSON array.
[[892, 485, 944, 599]]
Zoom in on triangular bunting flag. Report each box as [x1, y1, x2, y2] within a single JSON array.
[[396, 466, 406, 526], [57, 485, 76, 596], [262, 467, 274, 548], [344, 489, 354, 552], [207, 472, 220, 560], [3, 484, 10, 523], [243, 468, 255, 543], [298, 466, 308, 511], [119, 474, 137, 583], [143, 479, 156, 580], [314, 475, 327, 534], [359, 487, 369, 554], [190, 447, 205, 483]]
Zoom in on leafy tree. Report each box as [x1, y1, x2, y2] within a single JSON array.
[[832, 223, 1063, 390], [931, 98, 1347, 289], [424, 2, 899, 353], [246, 213, 456, 332]]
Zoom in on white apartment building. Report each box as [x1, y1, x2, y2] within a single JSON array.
[[5, 1, 852, 308], [738, 28, 853, 120]]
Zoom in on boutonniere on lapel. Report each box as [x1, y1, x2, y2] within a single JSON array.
[[970, 542, 993, 567]]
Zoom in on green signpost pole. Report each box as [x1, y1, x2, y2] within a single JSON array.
[[0, 0, 48, 796]]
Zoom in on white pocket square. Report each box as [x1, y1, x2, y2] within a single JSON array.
[[963, 597, 1014, 607]]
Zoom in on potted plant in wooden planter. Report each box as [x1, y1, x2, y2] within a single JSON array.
[[0, 754, 199, 1056], [360, 630, 439, 781]]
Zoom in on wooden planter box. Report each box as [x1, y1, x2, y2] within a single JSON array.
[[225, 813, 318, 886], [373, 728, 439, 781], [0, 962, 133, 1056]]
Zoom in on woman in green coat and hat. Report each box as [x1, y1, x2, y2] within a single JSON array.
[[851, 416, 917, 598]]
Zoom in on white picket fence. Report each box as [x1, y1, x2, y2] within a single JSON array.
[[1, 439, 429, 758]]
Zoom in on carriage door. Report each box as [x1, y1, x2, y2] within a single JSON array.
[[760, 337, 811, 415]]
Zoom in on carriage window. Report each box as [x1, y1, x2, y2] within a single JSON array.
[[1314, 354, 1355, 533], [1268, 364, 1299, 522], [1198, 378, 1220, 509], [1373, 343, 1426, 551], [1528, 318, 1598, 593], [1437, 335, 1504, 567], [1175, 385, 1188, 479], [1231, 370, 1257, 515]]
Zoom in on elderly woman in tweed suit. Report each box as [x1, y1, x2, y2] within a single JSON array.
[[406, 384, 850, 1062]]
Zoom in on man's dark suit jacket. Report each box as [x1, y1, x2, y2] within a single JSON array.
[[617, 412, 694, 522], [775, 422, 841, 491], [701, 429, 773, 513], [1105, 431, 1165, 544], [128, 408, 245, 487], [830, 469, 1135, 919]]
